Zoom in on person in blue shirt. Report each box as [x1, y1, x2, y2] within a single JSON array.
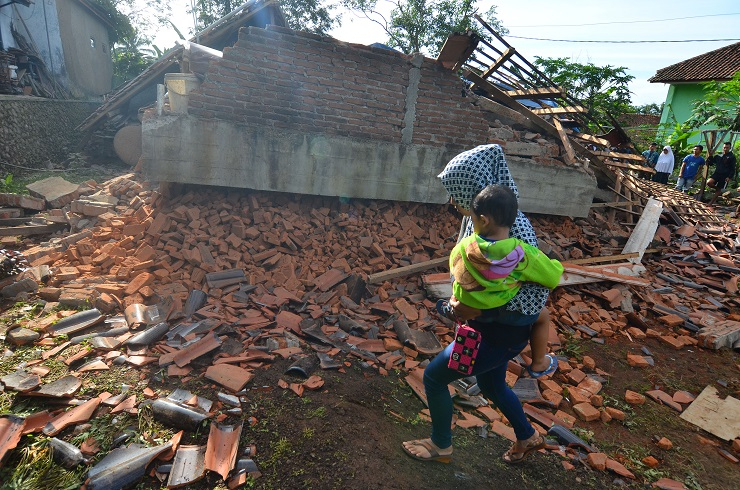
[[642, 142, 660, 168], [676, 145, 706, 192], [641, 142, 661, 179]]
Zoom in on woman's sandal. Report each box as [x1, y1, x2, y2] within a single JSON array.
[[402, 439, 452, 463], [502, 434, 546, 465]]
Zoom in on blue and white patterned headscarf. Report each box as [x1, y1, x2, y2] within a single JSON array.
[[438, 144, 519, 211]]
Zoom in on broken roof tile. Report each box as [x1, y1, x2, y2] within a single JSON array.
[[43, 396, 102, 436], [205, 364, 254, 393], [168, 445, 207, 488], [204, 422, 243, 480], [173, 332, 223, 367], [0, 415, 24, 467]]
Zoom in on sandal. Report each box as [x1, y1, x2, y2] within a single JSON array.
[[526, 354, 558, 379], [502, 434, 545, 465], [435, 299, 456, 322], [402, 439, 452, 463]]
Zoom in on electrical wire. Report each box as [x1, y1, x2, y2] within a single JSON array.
[[507, 35, 740, 43], [508, 12, 740, 28]]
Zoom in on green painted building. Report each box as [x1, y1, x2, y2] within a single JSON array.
[[650, 42, 740, 145]]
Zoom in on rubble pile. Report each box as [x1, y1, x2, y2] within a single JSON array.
[[0, 172, 739, 488]]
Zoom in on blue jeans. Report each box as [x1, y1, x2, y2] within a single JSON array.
[[424, 309, 538, 449], [676, 176, 695, 192]]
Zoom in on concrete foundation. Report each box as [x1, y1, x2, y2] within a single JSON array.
[[142, 114, 596, 217]]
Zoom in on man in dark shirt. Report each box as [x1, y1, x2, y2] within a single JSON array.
[[707, 142, 737, 205]]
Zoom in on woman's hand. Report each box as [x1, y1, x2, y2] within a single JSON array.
[[449, 296, 482, 321]]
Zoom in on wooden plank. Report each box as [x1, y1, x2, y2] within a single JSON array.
[[593, 151, 645, 162], [562, 263, 650, 287], [368, 257, 448, 284], [552, 118, 576, 164], [464, 70, 560, 140], [437, 33, 478, 71], [590, 200, 642, 208], [0, 223, 67, 237], [463, 70, 614, 180], [608, 174, 623, 224], [621, 198, 663, 264], [504, 87, 562, 99], [569, 253, 640, 265], [603, 160, 656, 174], [531, 106, 587, 115], [480, 47, 516, 80], [680, 385, 740, 441], [566, 130, 610, 147], [0, 217, 35, 226]]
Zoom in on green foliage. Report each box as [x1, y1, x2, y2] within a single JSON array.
[[631, 102, 664, 116], [534, 56, 634, 129], [191, 0, 338, 34], [686, 70, 740, 131], [0, 173, 26, 194], [111, 32, 158, 87], [343, 0, 506, 56], [280, 0, 339, 34]]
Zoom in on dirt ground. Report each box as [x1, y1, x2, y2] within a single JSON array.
[[1, 309, 737, 490]]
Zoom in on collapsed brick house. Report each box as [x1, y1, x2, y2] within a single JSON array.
[[141, 25, 597, 218]]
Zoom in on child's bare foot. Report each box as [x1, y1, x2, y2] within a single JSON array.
[[526, 353, 558, 378]]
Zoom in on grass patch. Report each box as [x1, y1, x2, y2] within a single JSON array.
[[0, 438, 85, 489], [560, 333, 584, 360]]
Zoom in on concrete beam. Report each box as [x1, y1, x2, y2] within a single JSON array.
[[142, 114, 596, 217]]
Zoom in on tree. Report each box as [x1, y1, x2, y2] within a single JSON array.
[[191, 0, 339, 34], [342, 0, 506, 56], [686, 71, 740, 131], [631, 102, 663, 116], [533, 57, 634, 129]]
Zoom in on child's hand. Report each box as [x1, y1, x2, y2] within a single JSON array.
[[449, 296, 482, 321]]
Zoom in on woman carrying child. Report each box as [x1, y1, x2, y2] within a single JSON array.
[[402, 144, 561, 465]]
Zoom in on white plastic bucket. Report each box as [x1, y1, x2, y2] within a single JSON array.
[[164, 73, 200, 114]]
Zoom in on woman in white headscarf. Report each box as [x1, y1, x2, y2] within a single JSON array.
[[652, 146, 674, 184]]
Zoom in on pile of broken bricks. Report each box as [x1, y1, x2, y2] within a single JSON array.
[[0, 171, 738, 488]]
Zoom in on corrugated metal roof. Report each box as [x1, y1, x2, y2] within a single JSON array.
[[649, 42, 740, 83]]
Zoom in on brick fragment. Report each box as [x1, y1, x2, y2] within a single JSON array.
[[124, 272, 154, 295], [572, 402, 600, 422], [625, 390, 646, 405], [566, 368, 586, 384], [658, 335, 685, 350], [652, 478, 687, 490], [627, 354, 651, 368], [656, 437, 673, 450], [582, 355, 596, 370], [642, 455, 660, 468], [658, 314, 685, 327], [604, 407, 625, 421], [606, 458, 635, 479], [587, 452, 607, 470]]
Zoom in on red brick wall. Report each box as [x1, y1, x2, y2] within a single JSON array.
[[188, 25, 490, 150]]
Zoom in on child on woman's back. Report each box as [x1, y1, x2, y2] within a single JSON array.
[[439, 185, 563, 377]]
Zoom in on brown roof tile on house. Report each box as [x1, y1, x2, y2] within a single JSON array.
[[649, 42, 740, 83], [617, 113, 661, 127]]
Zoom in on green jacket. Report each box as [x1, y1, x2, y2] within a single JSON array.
[[450, 234, 563, 310]]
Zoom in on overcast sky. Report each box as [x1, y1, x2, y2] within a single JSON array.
[[155, 0, 740, 105]]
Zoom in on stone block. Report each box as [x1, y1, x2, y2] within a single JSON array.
[[26, 177, 80, 208], [697, 321, 740, 350]]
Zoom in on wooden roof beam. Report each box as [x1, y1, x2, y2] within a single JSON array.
[[504, 87, 563, 99], [531, 106, 588, 116]]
